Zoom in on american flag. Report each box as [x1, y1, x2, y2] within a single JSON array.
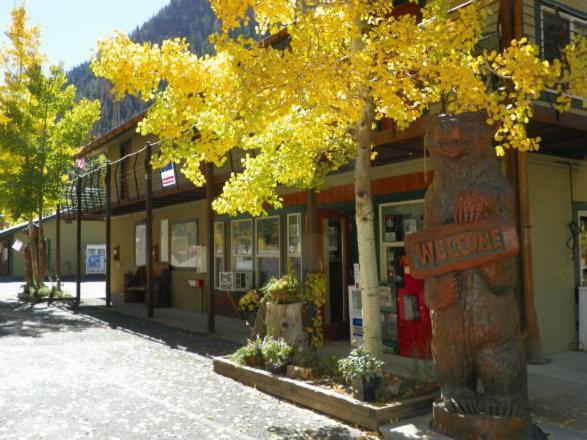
[[75, 157, 86, 170]]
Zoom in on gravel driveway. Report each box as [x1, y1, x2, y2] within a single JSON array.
[[0, 290, 370, 440]]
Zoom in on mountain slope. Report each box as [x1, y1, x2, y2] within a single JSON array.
[[67, 0, 221, 136]]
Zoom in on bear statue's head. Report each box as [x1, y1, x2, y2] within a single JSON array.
[[425, 110, 497, 164]]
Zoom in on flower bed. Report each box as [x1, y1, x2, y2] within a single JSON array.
[[213, 356, 438, 431]]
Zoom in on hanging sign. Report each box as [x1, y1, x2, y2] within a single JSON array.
[[12, 239, 23, 252], [160, 163, 177, 188], [405, 219, 519, 279]]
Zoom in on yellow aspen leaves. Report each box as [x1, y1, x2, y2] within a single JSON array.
[[92, 0, 586, 216]]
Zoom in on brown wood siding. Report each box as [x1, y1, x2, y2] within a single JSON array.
[[281, 171, 431, 207]]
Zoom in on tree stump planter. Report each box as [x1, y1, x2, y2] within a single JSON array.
[[213, 357, 438, 431], [265, 301, 308, 347]]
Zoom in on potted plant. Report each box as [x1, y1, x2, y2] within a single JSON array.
[[239, 289, 261, 325], [338, 346, 385, 402], [230, 337, 264, 368], [260, 336, 295, 375], [263, 264, 301, 304]]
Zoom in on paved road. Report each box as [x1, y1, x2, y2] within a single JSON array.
[[0, 292, 368, 440]]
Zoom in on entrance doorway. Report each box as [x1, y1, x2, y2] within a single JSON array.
[[317, 209, 350, 340]]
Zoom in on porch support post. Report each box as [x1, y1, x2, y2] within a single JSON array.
[[145, 143, 154, 319], [304, 191, 319, 273], [105, 162, 112, 307], [205, 163, 215, 333], [76, 176, 82, 307], [55, 203, 61, 291], [501, 0, 544, 362]]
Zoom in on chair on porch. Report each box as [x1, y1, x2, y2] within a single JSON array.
[[123, 263, 171, 307]]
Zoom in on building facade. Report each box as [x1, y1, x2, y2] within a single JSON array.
[[68, 0, 587, 355]]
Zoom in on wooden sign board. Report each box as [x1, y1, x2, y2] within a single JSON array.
[[405, 219, 519, 280]]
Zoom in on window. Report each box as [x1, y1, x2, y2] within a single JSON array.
[[542, 7, 587, 61], [214, 222, 225, 288], [287, 213, 302, 279], [256, 216, 280, 287], [232, 219, 253, 271], [135, 222, 146, 267], [170, 220, 198, 269], [379, 200, 424, 286]]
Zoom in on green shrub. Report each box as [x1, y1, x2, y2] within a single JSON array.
[[260, 336, 295, 369], [230, 337, 263, 367], [337, 346, 384, 383]]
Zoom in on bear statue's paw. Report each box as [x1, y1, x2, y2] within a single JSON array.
[[425, 272, 461, 310]]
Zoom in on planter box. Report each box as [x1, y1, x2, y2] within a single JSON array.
[[213, 357, 438, 431]]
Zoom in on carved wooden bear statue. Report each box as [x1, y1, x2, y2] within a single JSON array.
[[423, 111, 535, 439]]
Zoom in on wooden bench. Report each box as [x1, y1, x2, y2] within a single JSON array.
[[123, 263, 171, 307]]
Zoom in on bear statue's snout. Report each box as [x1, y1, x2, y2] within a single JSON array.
[[433, 114, 470, 159]]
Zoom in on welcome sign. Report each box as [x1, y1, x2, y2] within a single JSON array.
[[405, 219, 519, 279]]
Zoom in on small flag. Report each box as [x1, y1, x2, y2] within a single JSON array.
[[75, 157, 86, 170]]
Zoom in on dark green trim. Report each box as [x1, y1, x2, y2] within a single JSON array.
[[316, 200, 355, 212], [214, 204, 305, 222], [541, 0, 587, 20], [373, 189, 427, 206], [573, 202, 587, 287], [535, 0, 542, 57]]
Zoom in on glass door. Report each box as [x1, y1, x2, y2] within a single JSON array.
[[317, 209, 350, 340]]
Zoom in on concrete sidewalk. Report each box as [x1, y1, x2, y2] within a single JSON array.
[[381, 351, 587, 439], [96, 294, 251, 345]]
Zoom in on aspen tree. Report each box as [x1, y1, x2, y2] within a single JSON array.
[[92, 0, 585, 357], [0, 5, 100, 291]]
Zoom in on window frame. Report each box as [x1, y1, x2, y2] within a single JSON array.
[[286, 212, 303, 278], [255, 215, 281, 287], [231, 218, 254, 272], [378, 199, 424, 284], [541, 5, 587, 60], [214, 221, 226, 288]]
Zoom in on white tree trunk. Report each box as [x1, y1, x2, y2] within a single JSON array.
[[27, 218, 40, 291], [354, 98, 383, 359]]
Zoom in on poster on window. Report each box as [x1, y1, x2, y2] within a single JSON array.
[[171, 222, 197, 268], [86, 254, 105, 274]]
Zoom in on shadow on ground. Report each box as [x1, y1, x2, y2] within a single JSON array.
[[0, 301, 95, 338], [267, 425, 361, 439], [0, 297, 240, 359], [75, 306, 241, 358]]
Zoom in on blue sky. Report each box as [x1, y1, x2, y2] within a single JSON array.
[[0, 0, 171, 70]]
